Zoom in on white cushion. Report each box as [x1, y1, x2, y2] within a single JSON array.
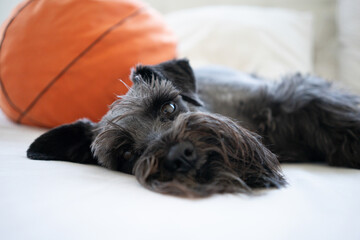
[[165, 6, 313, 78]]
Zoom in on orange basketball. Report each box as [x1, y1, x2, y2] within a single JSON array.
[[0, 0, 177, 128]]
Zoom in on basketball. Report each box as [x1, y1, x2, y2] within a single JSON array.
[[0, 0, 177, 127]]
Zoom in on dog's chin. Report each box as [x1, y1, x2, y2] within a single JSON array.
[[133, 155, 253, 198], [132, 112, 286, 198]]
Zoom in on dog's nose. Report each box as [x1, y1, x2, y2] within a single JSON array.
[[165, 141, 196, 173]]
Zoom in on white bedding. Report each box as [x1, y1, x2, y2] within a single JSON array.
[[1, 109, 360, 240]]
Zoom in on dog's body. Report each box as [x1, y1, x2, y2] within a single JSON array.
[[27, 59, 360, 197], [196, 66, 360, 167]]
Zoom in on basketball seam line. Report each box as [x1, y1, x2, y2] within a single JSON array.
[[16, 6, 146, 124], [0, 0, 36, 115], [0, 0, 47, 127]]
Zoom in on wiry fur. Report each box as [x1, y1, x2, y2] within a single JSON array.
[[238, 74, 360, 168], [133, 112, 285, 197], [27, 59, 360, 198]]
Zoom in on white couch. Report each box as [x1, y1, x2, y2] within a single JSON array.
[[1, 1, 360, 240]]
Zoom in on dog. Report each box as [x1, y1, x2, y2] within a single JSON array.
[[27, 59, 360, 197]]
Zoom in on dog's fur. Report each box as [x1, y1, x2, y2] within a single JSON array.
[[27, 59, 360, 197]]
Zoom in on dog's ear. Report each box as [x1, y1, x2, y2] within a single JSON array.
[[27, 119, 97, 164], [131, 59, 203, 106]]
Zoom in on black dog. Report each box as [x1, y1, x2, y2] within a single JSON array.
[[27, 59, 360, 197]]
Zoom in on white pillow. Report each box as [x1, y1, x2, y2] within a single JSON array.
[[165, 6, 313, 78]]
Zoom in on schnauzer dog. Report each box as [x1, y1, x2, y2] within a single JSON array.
[[27, 59, 360, 197]]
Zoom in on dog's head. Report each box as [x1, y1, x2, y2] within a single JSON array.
[[27, 59, 286, 197]]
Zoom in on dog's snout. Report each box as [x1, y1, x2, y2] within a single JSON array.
[[165, 141, 196, 172]]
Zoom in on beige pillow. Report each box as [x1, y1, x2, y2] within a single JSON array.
[[165, 6, 313, 78]]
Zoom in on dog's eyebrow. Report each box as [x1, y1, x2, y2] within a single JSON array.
[[143, 80, 180, 115], [149, 91, 179, 110]]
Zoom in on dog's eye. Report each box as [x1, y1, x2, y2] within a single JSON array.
[[123, 151, 132, 161], [161, 102, 176, 116]]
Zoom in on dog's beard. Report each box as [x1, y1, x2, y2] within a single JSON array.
[[133, 112, 286, 198]]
